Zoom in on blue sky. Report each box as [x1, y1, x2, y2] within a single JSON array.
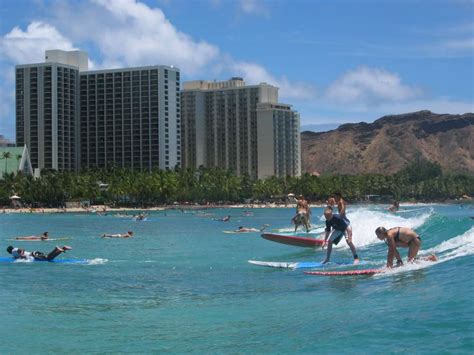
[[0, 0, 473, 140]]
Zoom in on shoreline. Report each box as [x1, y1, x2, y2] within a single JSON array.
[[1, 200, 471, 214]]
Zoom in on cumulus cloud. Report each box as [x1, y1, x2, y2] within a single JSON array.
[[325, 66, 423, 105], [80, 0, 220, 74], [232, 61, 316, 100], [0, 21, 76, 64]]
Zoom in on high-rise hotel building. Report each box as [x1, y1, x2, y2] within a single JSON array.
[[181, 78, 300, 179], [16, 58, 81, 171], [79, 66, 180, 170], [15, 50, 181, 172]]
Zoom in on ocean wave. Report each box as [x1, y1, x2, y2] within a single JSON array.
[[375, 227, 474, 277], [331, 206, 433, 249]]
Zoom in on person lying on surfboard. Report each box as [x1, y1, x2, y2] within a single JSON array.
[[15, 232, 49, 241], [234, 224, 269, 233], [375, 226, 437, 268], [322, 207, 359, 265], [6, 245, 72, 261], [101, 231, 134, 238]]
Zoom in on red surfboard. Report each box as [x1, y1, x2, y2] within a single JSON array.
[[304, 255, 438, 276], [305, 269, 384, 276], [261, 233, 324, 248]]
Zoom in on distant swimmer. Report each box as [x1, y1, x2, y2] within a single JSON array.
[[375, 226, 437, 268], [215, 215, 231, 222], [102, 231, 134, 238], [388, 200, 400, 212], [7, 245, 72, 261], [15, 232, 49, 241], [322, 207, 359, 264]]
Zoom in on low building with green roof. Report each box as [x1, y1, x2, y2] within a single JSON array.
[[0, 145, 33, 179]]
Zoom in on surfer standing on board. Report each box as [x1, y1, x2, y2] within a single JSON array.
[[322, 207, 359, 264], [291, 195, 311, 232], [333, 193, 353, 243], [375, 226, 436, 268], [6, 245, 72, 261]]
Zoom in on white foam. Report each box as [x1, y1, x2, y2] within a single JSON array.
[[325, 206, 433, 249], [87, 258, 108, 265], [375, 227, 474, 277]]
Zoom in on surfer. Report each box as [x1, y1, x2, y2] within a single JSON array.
[[215, 215, 231, 222], [333, 192, 353, 242], [388, 200, 400, 212], [102, 231, 134, 238], [15, 232, 49, 241], [375, 226, 435, 268], [291, 195, 311, 232], [234, 224, 269, 233], [322, 207, 359, 264], [6, 245, 72, 261]]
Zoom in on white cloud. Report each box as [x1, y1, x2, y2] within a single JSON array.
[[0, 21, 76, 64], [80, 0, 220, 74], [325, 66, 423, 105], [442, 38, 474, 51], [239, 0, 269, 16], [232, 61, 316, 100]]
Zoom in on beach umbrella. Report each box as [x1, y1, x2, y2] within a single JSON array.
[[9, 195, 21, 199]]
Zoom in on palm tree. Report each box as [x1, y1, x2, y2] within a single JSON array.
[[2, 152, 11, 177]]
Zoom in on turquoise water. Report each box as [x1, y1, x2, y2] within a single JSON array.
[[1, 205, 473, 353]]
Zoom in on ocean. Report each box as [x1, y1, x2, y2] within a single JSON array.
[[1, 205, 473, 353]]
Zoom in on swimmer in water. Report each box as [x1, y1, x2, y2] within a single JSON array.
[[15, 232, 49, 241]]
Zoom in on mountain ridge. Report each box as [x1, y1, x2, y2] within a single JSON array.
[[301, 111, 474, 175]]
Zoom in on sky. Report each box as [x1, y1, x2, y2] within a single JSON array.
[[0, 0, 473, 140]]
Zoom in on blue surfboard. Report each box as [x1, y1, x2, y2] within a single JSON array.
[[0, 257, 89, 264], [248, 260, 366, 269]]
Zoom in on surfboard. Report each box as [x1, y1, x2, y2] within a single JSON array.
[[9, 237, 71, 242], [0, 257, 89, 264], [261, 233, 324, 248], [224, 230, 260, 234], [249, 260, 368, 269], [305, 255, 438, 276], [305, 269, 384, 276], [248, 260, 364, 269]]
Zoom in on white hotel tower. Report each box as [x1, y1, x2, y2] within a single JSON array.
[[16, 50, 181, 172], [181, 78, 301, 179]]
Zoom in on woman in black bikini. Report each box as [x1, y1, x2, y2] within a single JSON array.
[[375, 226, 423, 268]]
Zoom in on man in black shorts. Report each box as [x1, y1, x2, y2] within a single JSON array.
[[7, 245, 72, 261], [322, 207, 359, 264]]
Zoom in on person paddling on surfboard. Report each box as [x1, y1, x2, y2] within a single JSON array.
[[6, 245, 72, 261], [322, 207, 359, 265], [102, 231, 134, 238], [15, 232, 49, 241], [375, 226, 437, 268]]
